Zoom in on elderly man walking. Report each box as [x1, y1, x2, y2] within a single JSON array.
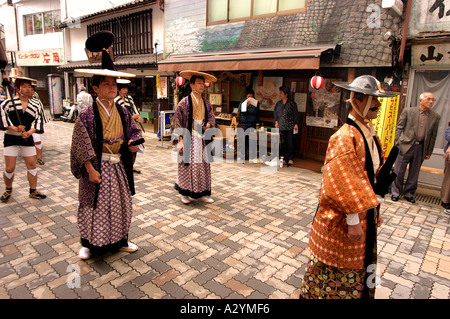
[[391, 92, 441, 203]]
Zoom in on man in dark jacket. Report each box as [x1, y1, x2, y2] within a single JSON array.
[[237, 88, 260, 162], [274, 86, 299, 167], [391, 92, 440, 203]]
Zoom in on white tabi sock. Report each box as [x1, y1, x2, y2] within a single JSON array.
[[4, 171, 15, 179]]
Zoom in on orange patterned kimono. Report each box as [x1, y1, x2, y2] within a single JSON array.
[[308, 122, 382, 270], [300, 119, 385, 299]]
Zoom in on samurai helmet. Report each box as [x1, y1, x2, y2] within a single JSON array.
[[333, 75, 398, 98], [333, 75, 399, 122]]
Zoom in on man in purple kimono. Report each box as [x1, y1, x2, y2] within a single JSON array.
[[70, 31, 143, 259], [172, 70, 216, 204]]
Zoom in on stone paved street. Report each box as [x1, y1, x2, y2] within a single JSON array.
[[0, 121, 449, 299]]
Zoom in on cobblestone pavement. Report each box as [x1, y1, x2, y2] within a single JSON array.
[[0, 121, 449, 299]]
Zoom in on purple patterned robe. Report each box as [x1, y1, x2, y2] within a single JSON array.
[[70, 101, 141, 254], [172, 94, 215, 198]]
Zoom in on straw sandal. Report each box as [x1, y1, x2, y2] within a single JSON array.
[[0, 188, 12, 203], [29, 190, 47, 199]]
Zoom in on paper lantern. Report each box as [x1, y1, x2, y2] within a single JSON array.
[[175, 76, 185, 86], [204, 82, 212, 87], [310, 75, 324, 89]]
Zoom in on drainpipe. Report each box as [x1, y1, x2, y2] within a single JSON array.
[[398, 0, 412, 67], [14, 4, 20, 54]]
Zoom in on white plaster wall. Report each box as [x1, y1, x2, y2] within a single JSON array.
[[165, 0, 206, 29], [64, 2, 165, 62], [0, 5, 19, 51], [13, 0, 63, 52], [64, 0, 137, 19], [408, 0, 450, 37]]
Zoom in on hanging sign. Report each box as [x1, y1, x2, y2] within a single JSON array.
[[412, 44, 450, 67], [372, 95, 400, 159], [17, 49, 64, 66], [157, 76, 168, 99]]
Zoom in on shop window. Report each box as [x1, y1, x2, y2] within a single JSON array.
[[207, 0, 307, 25], [87, 9, 153, 56], [253, 0, 277, 16], [206, 81, 230, 114], [24, 10, 60, 36]]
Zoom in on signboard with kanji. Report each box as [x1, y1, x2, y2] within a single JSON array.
[[372, 95, 400, 159], [16, 49, 63, 66], [412, 43, 450, 67]]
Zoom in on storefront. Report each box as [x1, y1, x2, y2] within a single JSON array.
[[158, 44, 370, 165], [15, 48, 64, 107], [407, 42, 450, 153], [58, 52, 172, 133]]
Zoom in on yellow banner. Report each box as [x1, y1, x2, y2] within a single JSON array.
[[372, 96, 399, 159]]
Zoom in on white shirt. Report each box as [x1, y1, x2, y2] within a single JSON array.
[[77, 91, 93, 110]]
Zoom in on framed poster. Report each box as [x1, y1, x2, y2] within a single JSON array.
[[309, 78, 342, 117], [209, 93, 222, 105], [252, 77, 283, 111], [294, 93, 307, 112], [157, 76, 168, 99]]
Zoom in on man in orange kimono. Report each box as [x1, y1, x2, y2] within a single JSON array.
[[299, 75, 399, 299]]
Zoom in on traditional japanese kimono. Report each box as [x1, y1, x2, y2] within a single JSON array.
[[70, 100, 141, 255], [300, 115, 384, 299], [172, 93, 215, 198]]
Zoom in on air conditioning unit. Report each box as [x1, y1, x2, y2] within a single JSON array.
[[382, 0, 404, 17]]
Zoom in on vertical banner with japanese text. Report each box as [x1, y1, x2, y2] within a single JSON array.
[[372, 96, 399, 159]]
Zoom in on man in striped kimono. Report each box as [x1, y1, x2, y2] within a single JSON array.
[[0, 77, 46, 202], [115, 82, 143, 174]]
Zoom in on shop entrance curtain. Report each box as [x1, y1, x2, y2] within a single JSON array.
[[410, 70, 450, 150]]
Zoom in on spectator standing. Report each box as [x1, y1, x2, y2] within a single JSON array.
[[391, 92, 441, 203], [274, 85, 299, 167], [237, 88, 260, 162], [76, 85, 93, 114]]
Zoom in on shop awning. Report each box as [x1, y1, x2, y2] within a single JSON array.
[[157, 44, 339, 72], [57, 53, 163, 71]]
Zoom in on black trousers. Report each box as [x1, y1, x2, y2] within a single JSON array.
[[238, 124, 257, 160], [280, 129, 294, 161]]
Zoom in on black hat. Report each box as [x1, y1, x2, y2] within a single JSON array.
[[75, 31, 135, 78]]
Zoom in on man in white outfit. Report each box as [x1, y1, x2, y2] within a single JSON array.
[[76, 86, 93, 114]]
